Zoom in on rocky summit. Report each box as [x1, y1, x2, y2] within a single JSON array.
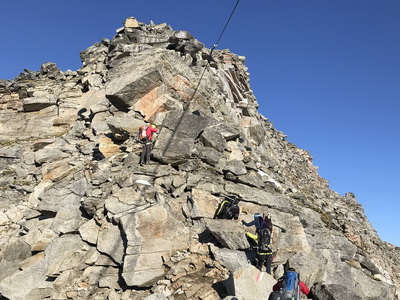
[[0, 17, 398, 300]]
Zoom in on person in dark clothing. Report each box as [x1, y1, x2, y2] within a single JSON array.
[[241, 213, 262, 228], [245, 229, 273, 274], [213, 196, 240, 220], [242, 213, 273, 274], [139, 124, 158, 165], [242, 213, 272, 233]]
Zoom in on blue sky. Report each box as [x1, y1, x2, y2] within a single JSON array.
[[1, 0, 399, 246]]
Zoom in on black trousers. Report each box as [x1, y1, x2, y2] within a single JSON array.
[[140, 142, 153, 164], [257, 252, 272, 274]]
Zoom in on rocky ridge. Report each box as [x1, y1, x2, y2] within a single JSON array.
[[0, 17, 399, 300]]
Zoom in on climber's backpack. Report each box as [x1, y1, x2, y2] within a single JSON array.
[[280, 271, 300, 300], [215, 198, 239, 220], [256, 215, 271, 234], [216, 200, 233, 218], [137, 126, 148, 142], [258, 226, 271, 251], [263, 215, 273, 232], [226, 202, 240, 220]]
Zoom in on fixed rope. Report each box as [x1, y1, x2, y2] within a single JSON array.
[[160, 0, 241, 159], [211, 0, 241, 55], [189, 0, 241, 103]]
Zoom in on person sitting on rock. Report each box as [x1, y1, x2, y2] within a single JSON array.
[[213, 196, 240, 220], [139, 124, 158, 165], [268, 267, 312, 300]]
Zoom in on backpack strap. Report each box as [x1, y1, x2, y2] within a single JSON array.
[[215, 200, 230, 217]]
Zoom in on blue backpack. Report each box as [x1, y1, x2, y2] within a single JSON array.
[[281, 271, 300, 300]]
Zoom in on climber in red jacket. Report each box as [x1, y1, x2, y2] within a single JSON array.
[[139, 124, 158, 165], [272, 278, 310, 294], [269, 268, 313, 300]]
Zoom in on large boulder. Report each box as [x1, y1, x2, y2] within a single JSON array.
[[0, 235, 86, 300], [22, 93, 57, 112], [120, 203, 190, 287], [210, 245, 250, 271], [152, 111, 216, 164], [224, 266, 275, 300], [200, 126, 226, 152], [188, 188, 220, 219], [350, 267, 395, 300], [105, 54, 163, 109], [105, 49, 197, 114], [34, 148, 70, 164], [0, 106, 58, 141], [40, 62, 65, 80], [78, 218, 100, 245], [224, 181, 291, 209], [205, 219, 249, 250], [312, 283, 362, 300], [37, 178, 87, 213], [96, 220, 125, 265], [106, 112, 145, 141], [223, 159, 247, 176]]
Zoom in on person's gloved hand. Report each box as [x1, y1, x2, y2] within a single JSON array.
[[306, 290, 315, 299]]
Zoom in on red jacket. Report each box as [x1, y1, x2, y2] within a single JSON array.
[[273, 280, 310, 295], [146, 126, 158, 141]]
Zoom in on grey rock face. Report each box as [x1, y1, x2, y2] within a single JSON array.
[[312, 283, 363, 300], [205, 219, 250, 250], [200, 126, 227, 152], [0, 16, 398, 300], [210, 245, 250, 271], [224, 266, 275, 300], [97, 221, 125, 265], [22, 93, 57, 112], [40, 62, 65, 80], [152, 110, 217, 164], [105, 54, 164, 109], [2, 239, 31, 262], [224, 159, 247, 176]]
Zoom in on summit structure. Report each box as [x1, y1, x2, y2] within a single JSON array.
[[0, 17, 398, 300]]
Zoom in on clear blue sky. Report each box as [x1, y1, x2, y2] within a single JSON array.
[[1, 1, 399, 246]]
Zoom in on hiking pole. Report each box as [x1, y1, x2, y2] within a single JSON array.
[[273, 224, 287, 233]]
